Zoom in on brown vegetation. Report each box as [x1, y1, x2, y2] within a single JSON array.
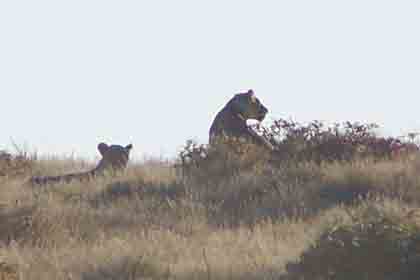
[[0, 121, 419, 279]]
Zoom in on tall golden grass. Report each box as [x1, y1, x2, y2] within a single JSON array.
[[0, 147, 420, 279]]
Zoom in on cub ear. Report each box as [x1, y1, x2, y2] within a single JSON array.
[[125, 144, 133, 151], [97, 142, 109, 156]]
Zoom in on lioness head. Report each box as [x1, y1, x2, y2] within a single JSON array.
[[228, 89, 268, 122], [96, 142, 133, 172]]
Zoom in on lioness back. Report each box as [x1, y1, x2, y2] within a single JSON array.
[[30, 142, 133, 186]]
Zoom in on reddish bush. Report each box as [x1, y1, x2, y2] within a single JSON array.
[[253, 119, 419, 163], [178, 119, 420, 181]]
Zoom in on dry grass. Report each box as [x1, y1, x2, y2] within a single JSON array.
[[0, 152, 420, 279]]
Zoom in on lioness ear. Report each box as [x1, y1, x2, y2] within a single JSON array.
[[247, 89, 257, 102], [97, 142, 109, 156], [125, 144, 133, 151]]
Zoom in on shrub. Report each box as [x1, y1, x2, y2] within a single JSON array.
[[177, 139, 271, 183], [256, 119, 419, 163], [286, 201, 420, 280], [178, 119, 419, 184]]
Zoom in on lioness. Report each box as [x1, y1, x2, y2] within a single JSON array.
[[30, 142, 133, 185], [209, 89, 273, 150]]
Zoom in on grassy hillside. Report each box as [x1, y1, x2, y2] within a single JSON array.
[[1, 147, 420, 279]]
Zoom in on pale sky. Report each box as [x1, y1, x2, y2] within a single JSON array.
[[1, 1, 419, 160]]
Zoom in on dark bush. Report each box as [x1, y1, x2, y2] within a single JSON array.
[[178, 139, 271, 183], [286, 204, 420, 280], [255, 119, 419, 163], [177, 120, 420, 188]]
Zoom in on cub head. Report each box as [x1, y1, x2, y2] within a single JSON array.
[[227, 89, 268, 121], [96, 142, 133, 171]]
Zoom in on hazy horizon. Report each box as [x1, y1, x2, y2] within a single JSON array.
[[1, 1, 419, 160]]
